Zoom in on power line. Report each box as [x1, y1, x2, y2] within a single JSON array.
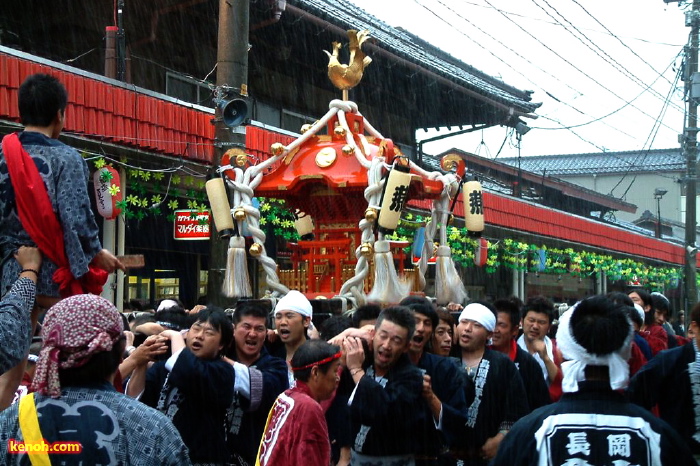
[[570, 0, 686, 87], [411, 3, 641, 154], [426, 0, 580, 96], [533, 54, 681, 131], [453, 0, 685, 48], [419, 0, 640, 142], [535, 116, 608, 152], [616, 64, 685, 198], [531, 0, 683, 113], [481, 0, 681, 134]]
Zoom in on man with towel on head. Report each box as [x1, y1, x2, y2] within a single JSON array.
[[268, 290, 314, 386], [494, 295, 694, 465], [449, 302, 528, 464]]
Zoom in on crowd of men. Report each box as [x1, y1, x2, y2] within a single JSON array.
[[3, 268, 700, 465], [4, 72, 700, 465], [5, 71, 699, 465]]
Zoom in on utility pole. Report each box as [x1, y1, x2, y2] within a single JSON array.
[[208, 0, 249, 306], [685, 0, 700, 309], [116, 0, 126, 81]]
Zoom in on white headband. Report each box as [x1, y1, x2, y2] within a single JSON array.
[[458, 303, 495, 332], [157, 299, 179, 312], [556, 303, 633, 393], [274, 290, 313, 319]]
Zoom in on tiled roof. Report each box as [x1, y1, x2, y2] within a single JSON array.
[[499, 149, 684, 176], [294, 0, 540, 115], [424, 149, 636, 213]]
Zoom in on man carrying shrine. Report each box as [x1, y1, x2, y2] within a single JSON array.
[[449, 302, 528, 464], [257, 340, 341, 466]]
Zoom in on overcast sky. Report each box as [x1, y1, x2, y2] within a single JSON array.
[[347, 0, 689, 159]]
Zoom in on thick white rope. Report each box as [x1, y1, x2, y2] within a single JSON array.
[[415, 173, 458, 290], [336, 108, 372, 169], [244, 167, 289, 297], [338, 157, 385, 299]]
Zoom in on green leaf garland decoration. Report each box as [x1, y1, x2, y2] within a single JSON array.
[[91, 159, 211, 224], [383, 213, 683, 291], [258, 198, 299, 241], [88, 158, 684, 288]]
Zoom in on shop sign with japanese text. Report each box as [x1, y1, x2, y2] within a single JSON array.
[[173, 210, 210, 240]]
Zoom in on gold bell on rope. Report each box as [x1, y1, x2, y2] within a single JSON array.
[[364, 208, 378, 223], [270, 142, 286, 156], [360, 242, 373, 257], [249, 243, 263, 256], [233, 208, 247, 222], [300, 124, 313, 134]]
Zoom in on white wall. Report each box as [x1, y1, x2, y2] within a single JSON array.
[[560, 172, 684, 224]]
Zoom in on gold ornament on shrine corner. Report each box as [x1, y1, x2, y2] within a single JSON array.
[[441, 154, 463, 172], [315, 147, 337, 168], [364, 208, 378, 223], [324, 29, 373, 100], [360, 242, 374, 257], [224, 148, 249, 168], [249, 243, 263, 256], [341, 145, 355, 156], [300, 123, 313, 134]]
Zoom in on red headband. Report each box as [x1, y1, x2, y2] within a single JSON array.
[[291, 351, 342, 372]]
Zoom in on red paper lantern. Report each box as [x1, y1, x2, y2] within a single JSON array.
[[474, 237, 488, 267]]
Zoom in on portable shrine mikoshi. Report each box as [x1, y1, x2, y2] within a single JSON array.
[[206, 29, 485, 310]]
